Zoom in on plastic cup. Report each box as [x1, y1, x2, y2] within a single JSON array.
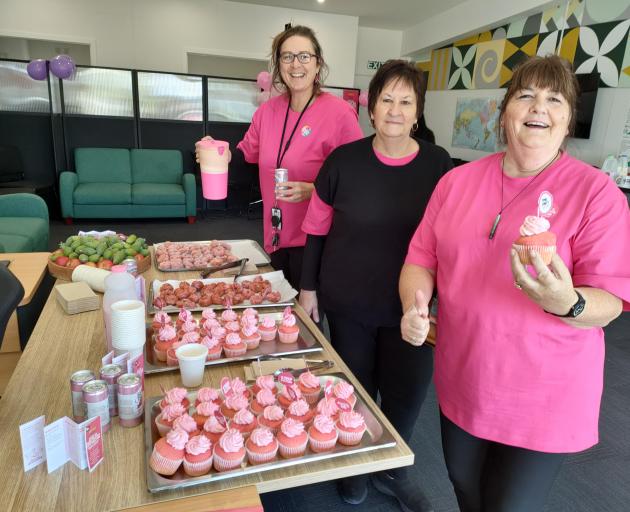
[[176, 344, 209, 387], [110, 300, 146, 351], [197, 139, 229, 200], [200, 171, 228, 200]]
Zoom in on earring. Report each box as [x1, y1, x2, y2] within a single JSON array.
[[412, 122, 418, 132]]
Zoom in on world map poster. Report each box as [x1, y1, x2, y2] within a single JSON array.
[[452, 97, 499, 152]]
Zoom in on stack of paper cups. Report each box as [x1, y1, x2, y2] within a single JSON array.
[[110, 300, 146, 358], [72, 265, 110, 293], [197, 139, 229, 200]]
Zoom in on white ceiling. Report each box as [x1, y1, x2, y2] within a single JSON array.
[[224, 0, 468, 30]]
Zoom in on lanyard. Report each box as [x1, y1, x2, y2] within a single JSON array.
[[276, 92, 315, 169]]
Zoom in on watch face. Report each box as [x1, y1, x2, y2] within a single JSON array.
[[572, 301, 585, 317]]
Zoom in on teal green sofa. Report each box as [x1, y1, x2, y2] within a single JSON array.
[[0, 193, 49, 253], [60, 148, 196, 224]]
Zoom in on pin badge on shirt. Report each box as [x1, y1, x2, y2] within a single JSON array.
[[537, 191, 557, 218], [301, 125, 312, 137]]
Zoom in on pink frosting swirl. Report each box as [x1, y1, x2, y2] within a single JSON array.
[[203, 318, 220, 331], [280, 385, 301, 400], [230, 378, 248, 396], [313, 414, 336, 434], [255, 375, 275, 391], [165, 427, 189, 450], [197, 387, 220, 403], [180, 318, 198, 333], [225, 321, 241, 332], [280, 418, 304, 438], [241, 324, 258, 337], [263, 405, 284, 421], [158, 325, 177, 341], [333, 381, 354, 400], [185, 434, 211, 455], [178, 309, 193, 323], [173, 413, 197, 433], [164, 387, 187, 404], [204, 415, 227, 434], [317, 397, 339, 416], [232, 408, 255, 425], [241, 314, 257, 328], [221, 309, 238, 322], [201, 335, 221, 350], [224, 394, 249, 411], [260, 317, 276, 329], [219, 428, 244, 453], [281, 314, 296, 328], [197, 401, 219, 416], [256, 388, 276, 406], [180, 331, 200, 344], [338, 411, 365, 429], [161, 403, 186, 421], [299, 371, 320, 389], [201, 308, 217, 320], [519, 215, 551, 236], [224, 332, 242, 346], [242, 308, 258, 318], [211, 326, 226, 338], [153, 311, 171, 324], [249, 427, 274, 447], [288, 399, 310, 416]]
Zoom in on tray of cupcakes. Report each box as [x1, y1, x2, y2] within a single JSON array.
[[144, 306, 323, 375], [145, 373, 397, 492]]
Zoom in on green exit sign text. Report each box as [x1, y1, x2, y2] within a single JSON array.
[[367, 60, 385, 70]]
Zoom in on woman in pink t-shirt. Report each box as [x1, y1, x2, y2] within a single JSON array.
[[400, 55, 630, 511], [196, 26, 362, 288]]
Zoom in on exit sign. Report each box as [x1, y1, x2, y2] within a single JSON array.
[[367, 60, 385, 70]]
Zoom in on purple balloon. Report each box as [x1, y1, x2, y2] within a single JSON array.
[[27, 59, 48, 80], [49, 54, 75, 79]]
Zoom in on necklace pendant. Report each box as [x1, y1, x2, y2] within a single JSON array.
[[489, 213, 501, 240]]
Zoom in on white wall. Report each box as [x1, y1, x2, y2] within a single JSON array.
[[0, 0, 358, 87]]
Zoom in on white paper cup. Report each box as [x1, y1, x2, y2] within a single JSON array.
[[111, 300, 146, 350], [176, 344, 209, 387]]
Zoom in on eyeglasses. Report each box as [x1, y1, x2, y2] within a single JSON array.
[[279, 52, 317, 64]]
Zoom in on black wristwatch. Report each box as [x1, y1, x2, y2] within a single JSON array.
[[548, 290, 586, 318]]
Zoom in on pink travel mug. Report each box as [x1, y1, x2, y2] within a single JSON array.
[[197, 139, 229, 200]]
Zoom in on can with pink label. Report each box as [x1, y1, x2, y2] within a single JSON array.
[[117, 373, 144, 427], [83, 379, 111, 432], [70, 370, 95, 422], [100, 364, 123, 417]]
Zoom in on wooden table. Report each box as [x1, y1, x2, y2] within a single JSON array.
[[0, 263, 414, 511]]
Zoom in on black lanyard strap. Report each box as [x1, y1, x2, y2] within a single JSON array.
[[276, 92, 315, 169]]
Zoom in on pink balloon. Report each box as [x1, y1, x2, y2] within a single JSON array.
[[256, 91, 270, 105], [27, 59, 48, 81], [358, 90, 368, 108], [256, 71, 272, 91]]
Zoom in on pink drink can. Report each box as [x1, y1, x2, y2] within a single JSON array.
[[100, 364, 123, 417], [117, 373, 144, 427], [122, 258, 138, 277], [70, 370, 95, 422], [83, 380, 111, 432]]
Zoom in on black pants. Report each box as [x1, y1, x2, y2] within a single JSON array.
[[440, 413, 567, 512], [326, 311, 433, 465], [270, 246, 304, 291]]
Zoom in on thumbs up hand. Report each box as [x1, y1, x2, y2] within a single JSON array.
[[401, 290, 431, 347]]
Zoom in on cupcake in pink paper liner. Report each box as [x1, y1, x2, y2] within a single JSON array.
[[230, 407, 258, 438], [246, 427, 278, 465], [176, 308, 194, 328], [183, 434, 213, 476], [241, 322, 261, 351], [193, 400, 220, 429], [213, 428, 246, 472], [156, 402, 187, 437], [211, 325, 227, 343], [172, 413, 200, 438], [202, 414, 227, 444], [195, 386, 221, 407], [336, 410, 367, 446], [513, 214, 557, 265], [277, 418, 308, 458], [154, 324, 178, 362], [297, 371, 321, 405], [200, 335, 223, 360], [178, 318, 199, 338], [309, 414, 338, 452], [222, 376, 250, 399], [286, 398, 315, 426], [159, 387, 190, 411], [166, 348, 179, 367], [150, 427, 189, 476], [240, 308, 258, 324], [333, 380, 356, 408], [223, 332, 247, 358], [316, 397, 340, 421], [258, 316, 278, 341], [221, 308, 238, 323], [220, 393, 250, 419], [278, 306, 299, 344], [258, 405, 284, 434], [278, 384, 302, 409], [179, 331, 200, 345], [151, 311, 172, 331], [250, 374, 277, 396], [250, 388, 277, 415], [200, 318, 221, 337], [201, 308, 217, 322], [224, 320, 241, 334]]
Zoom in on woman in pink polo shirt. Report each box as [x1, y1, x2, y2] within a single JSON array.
[[400, 55, 630, 511], [197, 25, 362, 288]]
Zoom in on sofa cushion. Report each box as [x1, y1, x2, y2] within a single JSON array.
[[0, 217, 48, 250], [130, 149, 182, 184], [132, 183, 185, 205], [75, 148, 131, 184], [0, 233, 33, 252], [74, 183, 131, 205]]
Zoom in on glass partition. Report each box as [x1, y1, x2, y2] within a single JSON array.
[[63, 67, 133, 117], [138, 72, 202, 121], [207, 77, 258, 122], [0, 60, 50, 113]]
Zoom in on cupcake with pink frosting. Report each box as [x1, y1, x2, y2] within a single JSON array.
[[154, 324, 178, 362], [278, 306, 299, 344], [193, 400, 220, 429], [241, 322, 261, 351], [246, 427, 278, 465], [250, 374, 277, 396], [156, 403, 187, 437], [200, 335, 223, 360], [151, 311, 172, 331], [333, 380, 356, 408], [241, 308, 258, 324], [257, 405, 285, 434], [213, 428, 246, 472], [166, 348, 179, 367], [223, 332, 247, 358], [195, 386, 221, 407], [309, 414, 338, 452], [277, 418, 308, 458], [251, 388, 277, 415], [513, 215, 557, 265], [221, 393, 250, 419], [172, 413, 200, 437], [257, 316, 278, 341], [316, 397, 340, 421], [224, 320, 241, 334], [202, 414, 227, 444], [150, 427, 188, 476], [336, 410, 367, 446], [201, 308, 217, 322], [278, 384, 302, 409], [221, 308, 238, 323], [223, 377, 250, 399], [286, 398, 315, 426], [211, 325, 227, 343], [183, 434, 213, 476], [179, 331, 200, 345], [230, 408, 258, 438], [159, 387, 190, 411], [176, 308, 194, 329], [200, 318, 221, 337], [297, 371, 321, 405]]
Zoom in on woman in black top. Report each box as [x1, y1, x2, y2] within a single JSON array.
[[299, 60, 452, 512]]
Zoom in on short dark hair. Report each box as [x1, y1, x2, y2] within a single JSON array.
[[367, 60, 425, 129], [497, 54, 579, 144], [269, 25, 329, 95]]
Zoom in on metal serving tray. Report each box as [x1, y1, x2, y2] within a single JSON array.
[[144, 308, 323, 375], [153, 239, 270, 272], [144, 372, 397, 493]]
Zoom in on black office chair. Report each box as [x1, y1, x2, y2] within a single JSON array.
[[0, 264, 25, 349]]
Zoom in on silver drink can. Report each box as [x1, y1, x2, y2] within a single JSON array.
[[275, 168, 289, 190], [117, 373, 144, 427], [70, 370, 95, 422], [122, 258, 138, 276], [100, 364, 123, 417], [83, 379, 111, 432]]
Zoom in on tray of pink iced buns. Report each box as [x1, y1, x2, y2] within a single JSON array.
[[144, 306, 323, 375], [144, 373, 397, 492]]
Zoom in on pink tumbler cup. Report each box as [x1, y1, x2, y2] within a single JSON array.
[[197, 139, 229, 200]]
